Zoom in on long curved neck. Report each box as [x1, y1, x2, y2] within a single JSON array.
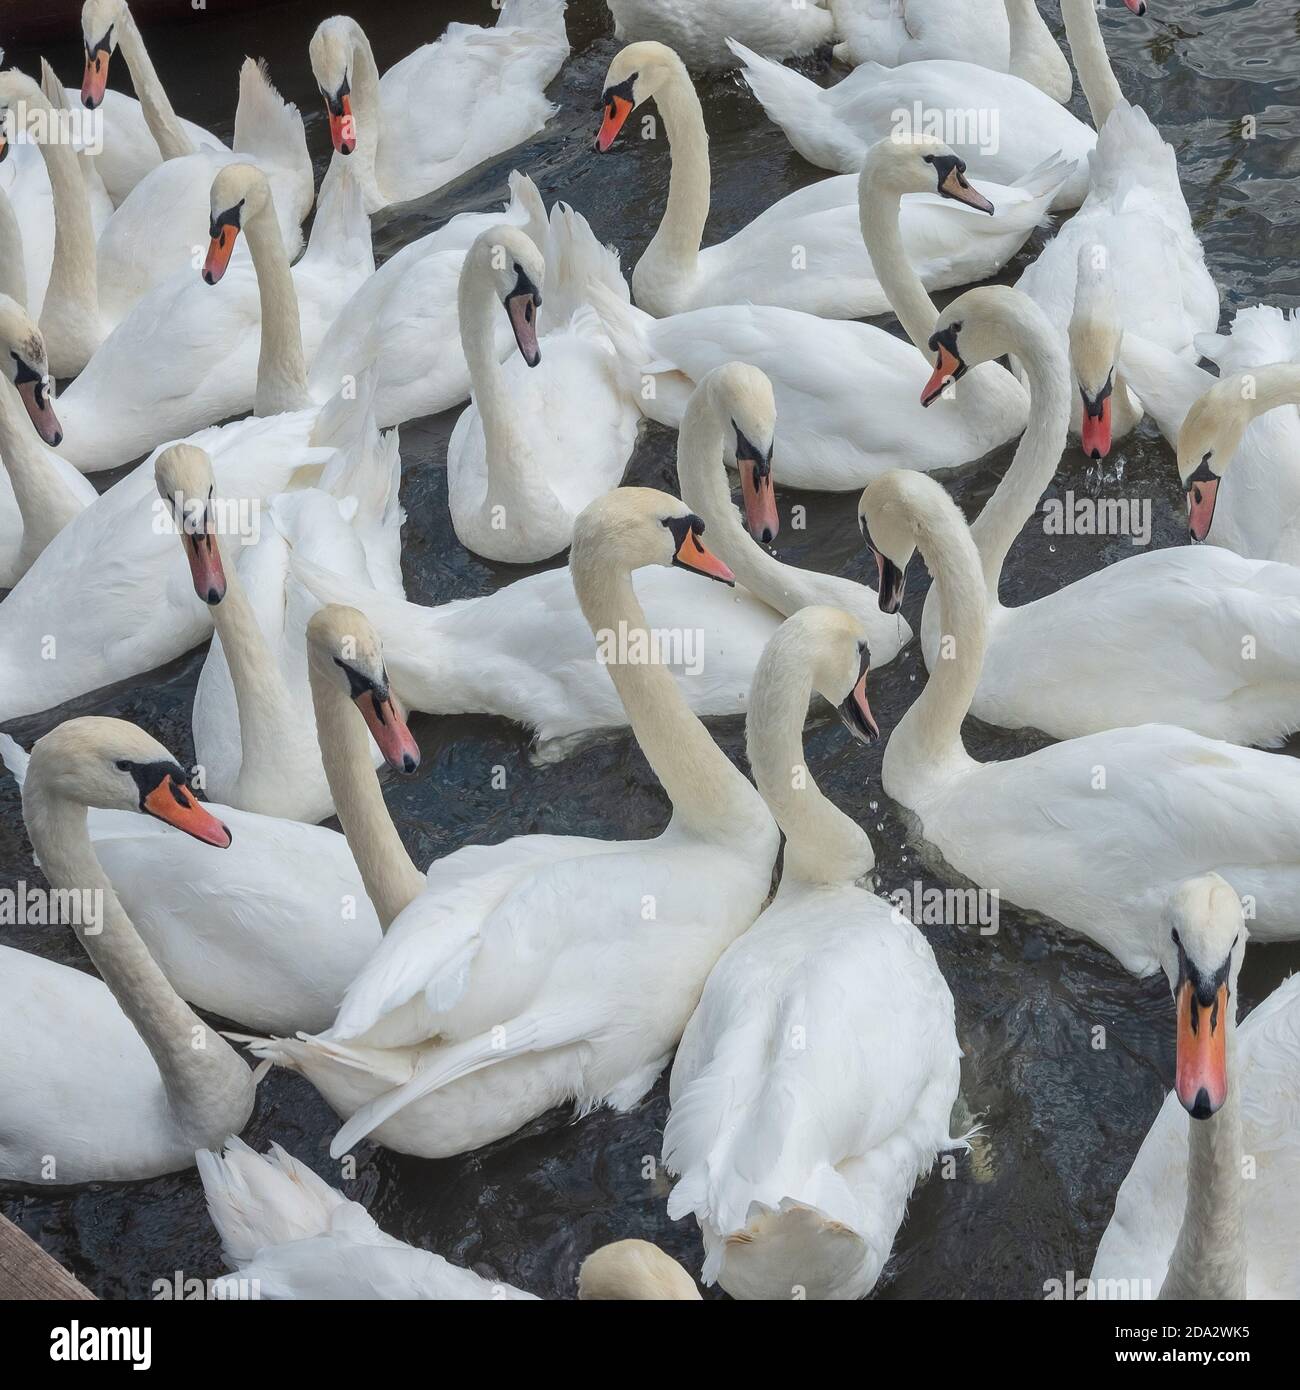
[[0, 376, 84, 557], [676, 394, 815, 615], [116, 6, 196, 159], [896, 497, 988, 768], [21, 774, 248, 1135], [246, 203, 309, 416], [639, 68, 710, 290], [308, 660, 424, 931], [1159, 1021, 1248, 1300], [968, 314, 1072, 598], [747, 646, 873, 885], [204, 531, 300, 784], [0, 187, 28, 308], [859, 166, 937, 355], [25, 87, 99, 332], [571, 550, 771, 846], [1244, 364, 1300, 420], [1060, 0, 1123, 130]]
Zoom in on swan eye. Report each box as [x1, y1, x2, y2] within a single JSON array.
[[115, 759, 131, 772], [921, 154, 934, 165]]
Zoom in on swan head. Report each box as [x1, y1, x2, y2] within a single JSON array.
[[27, 716, 231, 847], [918, 284, 1053, 408], [595, 42, 685, 153], [154, 444, 227, 606], [1068, 245, 1123, 461], [306, 605, 421, 775], [466, 226, 544, 368], [767, 607, 879, 752], [310, 16, 360, 156], [1160, 874, 1245, 1120], [1176, 375, 1250, 544], [0, 294, 62, 445], [861, 135, 995, 215], [571, 488, 735, 588], [701, 363, 778, 544], [203, 164, 271, 286], [577, 1240, 701, 1300], [80, 0, 126, 109], [857, 470, 940, 614]]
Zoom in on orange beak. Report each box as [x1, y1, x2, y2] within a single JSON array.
[[839, 663, 878, 744], [1081, 395, 1112, 460], [15, 377, 63, 446], [82, 49, 110, 108], [143, 775, 232, 848], [184, 529, 226, 605], [938, 163, 995, 215], [673, 526, 735, 585], [355, 688, 421, 774], [327, 94, 355, 155], [1174, 979, 1229, 1118], [1186, 475, 1220, 543], [739, 458, 779, 544], [921, 345, 962, 407], [596, 94, 633, 153], [203, 224, 240, 285]]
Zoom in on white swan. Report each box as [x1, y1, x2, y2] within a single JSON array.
[[309, 2, 568, 214], [914, 286, 1300, 748], [605, 0, 833, 71], [586, 152, 1030, 491], [306, 171, 548, 428], [1116, 318, 1300, 564], [1, 61, 313, 369], [287, 364, 908, 755], [156, 437, 403, 823], [665, 606, 960, 1300], [77, 0, 252, 202], [448, 216, 639, 563], [728, 0, 1148, 210], [1090, 877, 1300, 1300], [858, 466, 1300, 977], [0, 296, 97, 586], [0, 609, 427, 1034], [243, 488, 782, 1161], [1014, 94, 1218, 450], [198, 1137, 701, 1300], [0, 716, 255, 1183], [831, 0, 1072, 102], [595, 43, 1071, 319], [51, 160, 372, 474], [0, 370, 374, 724]]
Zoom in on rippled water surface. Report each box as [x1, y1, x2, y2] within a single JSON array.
[[2, 0, 1298, 1300]]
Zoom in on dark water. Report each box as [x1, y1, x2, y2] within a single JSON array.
[[2, 0, 1298, 1300]]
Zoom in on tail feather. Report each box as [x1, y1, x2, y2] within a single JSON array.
[[728, 40, 863, 173], [0, 733, 29, 787], [1010, 152, 1079, 205], [539, 202, 629, 330], [197, 1136, 355, 1269], [497, 0, 568, 43], [232, 57, 310, 182], [585, 281, 692, 426], [303, 159, 373, 278]]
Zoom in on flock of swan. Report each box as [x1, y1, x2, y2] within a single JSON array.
[[0, 0, 1296, 1302]]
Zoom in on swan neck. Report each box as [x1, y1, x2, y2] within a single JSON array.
[[21, 774, 247, 1133], [859, 170, 937, 355], [747, 654, 873, 884], [246, 203, 309, 415], [1249, 364, 1300, 418], [308, 659, 424, 930], [117, 9, 196, 159], [571, 551, 772, 846], [969, 319, 1072, 595], [0, 377, 81, 555], [1060, 0, 1123, 129], [641, 72, 709, 287], [895, 498, 988, 768], [1159, 1021, 1248, 1300], [346, 23, 383, 191], [31, 94, 99, 327], [0, 186, 28, 308]]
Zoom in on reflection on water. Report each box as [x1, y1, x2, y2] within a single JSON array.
[[1, 0, 1297, 1300]]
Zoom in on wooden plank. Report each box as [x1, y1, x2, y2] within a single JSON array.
[[0, 1214, 96, 1300]]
